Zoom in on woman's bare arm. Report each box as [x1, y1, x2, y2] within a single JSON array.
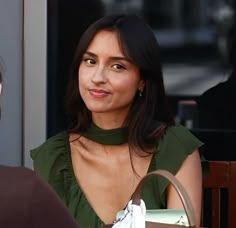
[[166, 150, 202, 226]]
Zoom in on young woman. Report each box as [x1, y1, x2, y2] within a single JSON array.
[[31, 14, 203, 227]]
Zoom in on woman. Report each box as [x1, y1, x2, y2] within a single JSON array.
[[31, 14, 203, 227]]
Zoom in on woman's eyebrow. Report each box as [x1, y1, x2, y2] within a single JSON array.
[[110, 56, 132, 63], [84, 51, 132, 63], [84, 51, 97, 57]]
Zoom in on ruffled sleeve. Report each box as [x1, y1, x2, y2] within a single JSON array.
[[155, 124, 204, 171], [30, 131, 72, 202], [144, 124, 204, 207], [30, 131, 102, 227]]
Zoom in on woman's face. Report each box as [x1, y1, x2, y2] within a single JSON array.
[[78, 30, 144, 121]]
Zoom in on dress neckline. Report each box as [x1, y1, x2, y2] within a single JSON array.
[[66, 126, 157, 226]]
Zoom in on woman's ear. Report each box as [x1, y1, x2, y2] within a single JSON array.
[[138, 80, 145, 91], [138, 80, 145, 97]]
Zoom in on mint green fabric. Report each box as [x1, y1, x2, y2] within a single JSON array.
[[30, 124, 203, 228]]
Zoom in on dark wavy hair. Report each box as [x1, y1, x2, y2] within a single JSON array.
[[65, 14, 174, 152]]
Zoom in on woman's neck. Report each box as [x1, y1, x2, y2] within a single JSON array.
[[92, 113, 126, 130]]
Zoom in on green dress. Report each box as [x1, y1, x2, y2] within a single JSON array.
[[30, 124, 203, 228]]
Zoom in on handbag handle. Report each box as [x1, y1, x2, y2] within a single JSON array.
[[132, 169, 197, 227]]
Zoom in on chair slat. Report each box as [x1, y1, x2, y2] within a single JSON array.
[[211, 189, 220, 228], [202, 161, 236, 228]]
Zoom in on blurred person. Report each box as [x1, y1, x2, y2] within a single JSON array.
[[31, 14, 204, 227], [197, 29, 236, 130], [0, 65, 79, 227], [195, 28, 236, 164]]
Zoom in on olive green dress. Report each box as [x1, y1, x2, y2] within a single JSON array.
[[31, 124, 203, 228]]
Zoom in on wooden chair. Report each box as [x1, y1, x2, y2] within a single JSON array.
[[202, 161, 236, 228]]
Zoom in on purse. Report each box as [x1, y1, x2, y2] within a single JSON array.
[[102, 169, 198, 228]]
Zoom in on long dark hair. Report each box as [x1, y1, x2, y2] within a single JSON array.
[[65, 14, 174, 152]]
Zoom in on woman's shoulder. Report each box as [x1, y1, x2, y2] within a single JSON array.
[[159, 124, 204, 154], [31, 131, 68, 158], [147, 124, 204, 205], [152, 124, 204, 174], [30, 131, 70, 180]]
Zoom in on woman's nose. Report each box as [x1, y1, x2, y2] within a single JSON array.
[[91, 65, 107, 84]]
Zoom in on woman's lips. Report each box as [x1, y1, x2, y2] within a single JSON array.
[[88, 89, 110, 98]]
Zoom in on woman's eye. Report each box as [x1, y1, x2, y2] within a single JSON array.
[[84, 58, 95, 65], [112, 64, 125, 70]]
